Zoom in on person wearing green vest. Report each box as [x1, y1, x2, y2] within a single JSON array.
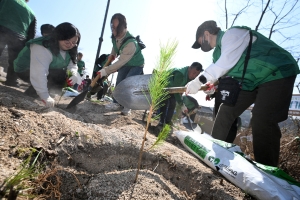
[[40, 24, 54, 37], [77, 52, 85, 76], [0, 0, 36, 87], [187, 20, 300, 167], [158, 62, 203, 126], [72, 52, 85, 90], [14, 22, 82, 107], [89, 54, 110, 100], [97, 13, 145, 116]]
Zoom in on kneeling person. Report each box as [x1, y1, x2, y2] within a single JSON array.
[[14, 22, 82, 107]]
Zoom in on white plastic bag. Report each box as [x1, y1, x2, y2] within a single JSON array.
[[175, 130, 300, 200]]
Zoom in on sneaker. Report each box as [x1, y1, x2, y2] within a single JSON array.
[[121, 107, 131, 116], [105, 102, 122, 110]]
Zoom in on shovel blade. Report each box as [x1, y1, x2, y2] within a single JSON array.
[[66, 89, 89, 109], [113, 74, 152, 110]]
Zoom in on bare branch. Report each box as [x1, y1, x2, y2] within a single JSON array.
[[230, 0, 252, 27], [255, 0, 271, 31], [268, 0, 299, 39]]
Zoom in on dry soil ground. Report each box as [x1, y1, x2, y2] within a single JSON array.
[[0, 83, 254, 200], [0, 47, 255, 199]]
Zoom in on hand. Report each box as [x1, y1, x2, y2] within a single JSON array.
[[42, 96, 55, 107], [205, 94, 211, 101], [68, 72, 82, 85], [108, 54, 116, 62], [97, 68, 107, 77], [181, 104, 188, 113], [203, 82, 216, 95], [186, 79, 202, 94]]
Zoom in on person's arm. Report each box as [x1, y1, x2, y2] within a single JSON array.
[[202, 28, 251, 83], [29, 44, 52, 100], [100, 42, 136, 76]]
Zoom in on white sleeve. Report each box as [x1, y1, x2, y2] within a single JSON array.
[[67, 60, 78, 75], [202, 28, 250, 83], [29, 44, 53, 100]]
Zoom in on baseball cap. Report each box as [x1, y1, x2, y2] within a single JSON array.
[[192, 20, 218, 49]]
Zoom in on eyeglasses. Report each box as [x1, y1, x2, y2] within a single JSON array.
[[111, 24, 117, 30], [64, 39, 77, 47]]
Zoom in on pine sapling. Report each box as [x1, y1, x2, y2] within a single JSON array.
[[134, 39, 178, 183]]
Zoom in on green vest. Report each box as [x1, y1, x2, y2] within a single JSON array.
[[168, 66, 191, 104], [14, 37, 71, 73], [0, 0, 35, 38], [213, 26, 299, 91], [112, 31, 144, 67], [77, 60, 85, 74]]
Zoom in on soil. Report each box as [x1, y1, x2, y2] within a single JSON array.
[[0, 48, 254, 200]]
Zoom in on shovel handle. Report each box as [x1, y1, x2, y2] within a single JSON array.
[[90, 56, 115, 88], [165, 85, 209, 94]]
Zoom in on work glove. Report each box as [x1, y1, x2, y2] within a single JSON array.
[[181, 104, 188, 113], [205, 94, 212, 101], [203, 82, 216, 95], [186, 78, 203, 94], [97, 68, 107, 78], [42, 96, 55, 107], [67, 72, 82, 86]]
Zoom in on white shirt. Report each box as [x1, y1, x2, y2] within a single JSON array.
[[29, 44, 78, 100], [202, 28, 257, 83]]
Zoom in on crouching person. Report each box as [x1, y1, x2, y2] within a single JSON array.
[[14, 22, 82, 107]]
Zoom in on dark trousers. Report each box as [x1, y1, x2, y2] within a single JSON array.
[[16, 69, 67, 96], [159, 94, 176, 124], [113, 65, 144, 104], [0, 26, 26, 85], [213, 98, 239, 143], [97, 82, 108, 100], [212, 76, 296, 167]]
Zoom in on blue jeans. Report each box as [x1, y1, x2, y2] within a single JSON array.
[[113, 65, 143, 103]]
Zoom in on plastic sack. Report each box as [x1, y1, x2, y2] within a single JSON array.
[[175, 130, 300, 200], [62, 87, 79, 97]]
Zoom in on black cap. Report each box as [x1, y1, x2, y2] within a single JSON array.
[[192, 20, 218, 49]]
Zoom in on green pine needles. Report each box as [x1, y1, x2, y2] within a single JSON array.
[[0, 149, 43, 199], [134, 39, 178, 183]]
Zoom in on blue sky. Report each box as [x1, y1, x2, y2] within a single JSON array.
[[27, 0, 300, 107]]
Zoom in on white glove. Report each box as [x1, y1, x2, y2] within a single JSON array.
[[42, 96, 55, 107], [69, 72, 82, 85], [97, 68, 107, 77], [186, 79, 202, 94], [203, 83, 216, 95], [181, 104, 188, 113]]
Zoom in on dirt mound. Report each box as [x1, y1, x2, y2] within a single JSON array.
[[0, 84, 251, 200]]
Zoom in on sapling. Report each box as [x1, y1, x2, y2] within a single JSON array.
[[0, 149, 42, 199], [134, 39, 178, 183]]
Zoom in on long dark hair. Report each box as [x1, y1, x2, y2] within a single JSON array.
[[43, 22, 81, 64], [110, 13, 127, 39]]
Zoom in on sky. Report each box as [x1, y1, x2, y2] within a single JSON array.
[[27, 0, 300, 107]]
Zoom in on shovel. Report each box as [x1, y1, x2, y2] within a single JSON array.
[[66, 56, 114, 109], [113, 74, 209, 110]]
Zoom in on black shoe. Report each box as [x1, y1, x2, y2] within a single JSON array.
[[24, 85, 39, 98], [4, 81, 19, 87]]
